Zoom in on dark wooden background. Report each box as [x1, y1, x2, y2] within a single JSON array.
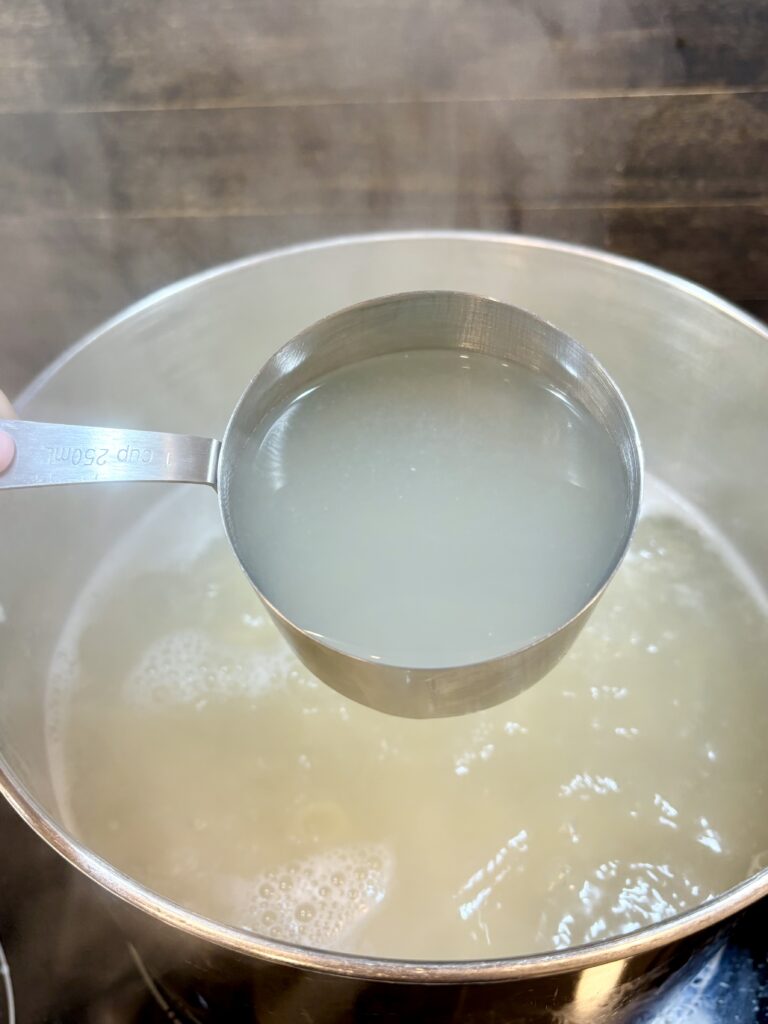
[[1, 0, 766, 395]]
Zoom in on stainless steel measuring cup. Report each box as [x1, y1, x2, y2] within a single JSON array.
[[0, 291, 642, 718]]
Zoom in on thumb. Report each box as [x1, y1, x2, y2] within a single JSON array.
[[0, 389, 16, 472]]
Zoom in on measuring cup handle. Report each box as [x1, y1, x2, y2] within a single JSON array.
[[0, 419, 221, 489]]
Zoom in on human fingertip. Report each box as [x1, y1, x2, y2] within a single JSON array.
[[0, 430, 15, 473]]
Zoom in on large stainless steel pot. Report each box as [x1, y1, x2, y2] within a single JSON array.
[[1, 232, 767, 1022]]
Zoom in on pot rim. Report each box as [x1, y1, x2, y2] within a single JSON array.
[[3, 229, 768, 984]]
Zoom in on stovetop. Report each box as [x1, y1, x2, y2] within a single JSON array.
[[1, 795, 767, 1024]]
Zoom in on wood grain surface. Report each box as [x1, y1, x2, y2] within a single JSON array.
[[0, 0, 766, 393]]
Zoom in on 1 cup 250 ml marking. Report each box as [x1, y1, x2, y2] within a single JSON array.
[[46, 446, 172, 468]]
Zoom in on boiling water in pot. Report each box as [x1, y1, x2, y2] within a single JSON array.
[[46, 477, 768, 959]]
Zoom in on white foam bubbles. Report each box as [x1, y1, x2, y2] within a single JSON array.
[[123, 626, 296, 707], [232, 843, 393, 948]]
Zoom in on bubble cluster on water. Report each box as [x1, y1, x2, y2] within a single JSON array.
[[123, 627, 301, 706], [240, 843, 393, 947]]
